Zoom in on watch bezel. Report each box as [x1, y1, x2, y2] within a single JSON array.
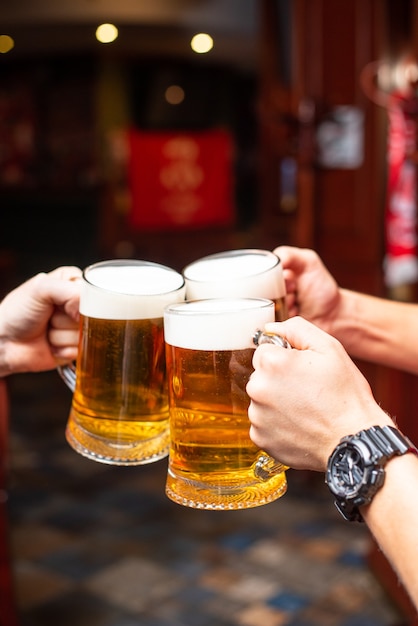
[[326, 437, 386, 501]]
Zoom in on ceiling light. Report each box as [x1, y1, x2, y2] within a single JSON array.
[[96, 23, 119, 44], [0, 35, 15, 54], [190, 33, 213, 54]]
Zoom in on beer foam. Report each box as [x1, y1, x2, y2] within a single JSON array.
[[183, 250, 285, 300], [80, 263, 185, 319], [164, 298, 274, 350]]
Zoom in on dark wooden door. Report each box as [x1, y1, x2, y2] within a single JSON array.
[[258, 0, 387, 293]]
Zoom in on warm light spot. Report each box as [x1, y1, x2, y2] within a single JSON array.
[[190, 33, 213, 54], [95, 23, 118, 44], [376, 62, 392, 92], [165, 85, 185, 105], [0, 35, 15, 54]]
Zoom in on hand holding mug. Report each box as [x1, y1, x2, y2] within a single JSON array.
[[274, 245, 340, 326], [247, 317, 393, 472]]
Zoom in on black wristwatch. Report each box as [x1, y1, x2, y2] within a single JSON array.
[[326, 425, 418, 522]]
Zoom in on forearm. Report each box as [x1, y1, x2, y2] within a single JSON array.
[[0, 334, 12, 377], [0, 332, 44, 377], [0, 316, 22, 377], [331, 289, 418, 374], [361, 453, 418, 609], [0, 302, 39, 376]]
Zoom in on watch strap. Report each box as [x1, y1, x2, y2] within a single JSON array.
[[358, 425, 417, 460], [334, 497, 368, 524]]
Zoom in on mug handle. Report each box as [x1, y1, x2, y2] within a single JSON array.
[[253, 329, 291, 350], [252, 329, 292, 481], [57, 362, 76, 393]]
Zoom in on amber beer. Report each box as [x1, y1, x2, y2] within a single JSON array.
[[65, 260, 185, 465], [183, 249, 288, 321], [164, 298, 287, 509]]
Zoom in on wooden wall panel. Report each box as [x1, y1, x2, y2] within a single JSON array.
[[258, 0, 387, 294]]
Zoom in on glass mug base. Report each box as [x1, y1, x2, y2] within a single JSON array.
[[65, 409, 170, 466], [165, 467, 287, 510]]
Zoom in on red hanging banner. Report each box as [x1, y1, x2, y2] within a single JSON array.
[[127, 129, 235, 231], [384, 91, 418, 288]]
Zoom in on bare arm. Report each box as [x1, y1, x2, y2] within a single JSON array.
[[275, 245, 418, 374], [333, 288, 418, 374], [361, 452, 418, 606]]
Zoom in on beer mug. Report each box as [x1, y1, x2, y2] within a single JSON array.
[[183, 249, 288, 321], [59, 259, 186, 465], [163, 297, 288, 510]]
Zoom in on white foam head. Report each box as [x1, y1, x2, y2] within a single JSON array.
[[164, 298, 275, 350], [80, 260, 185, 319], [183, 249, 285, 300]]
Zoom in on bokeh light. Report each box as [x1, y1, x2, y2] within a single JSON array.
[[190, 33, 213, 54], [95, 23, 119, 44], [0, 35, 15, 54], [165, 85, 185, 105]]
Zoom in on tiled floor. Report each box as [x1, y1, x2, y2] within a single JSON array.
[[6, 370, 403, 626]]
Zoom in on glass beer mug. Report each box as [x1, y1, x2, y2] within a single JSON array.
[[183, 249, 288, 321], [163, 297, 288, 510], [59, 259, 185, 465]]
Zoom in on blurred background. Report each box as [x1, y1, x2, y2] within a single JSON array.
[[2, 1, 418, 624]]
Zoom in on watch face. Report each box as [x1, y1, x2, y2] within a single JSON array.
[[328, 443, 365, 498]]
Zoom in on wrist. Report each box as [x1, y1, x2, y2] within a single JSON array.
[[327, 289, 360, 350], [324, 405, 394, 468], [326, 425, 418, 522], [361, 449, 417, 506]]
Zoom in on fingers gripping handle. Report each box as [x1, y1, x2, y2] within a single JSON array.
[[252, 329, 291, 481]]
